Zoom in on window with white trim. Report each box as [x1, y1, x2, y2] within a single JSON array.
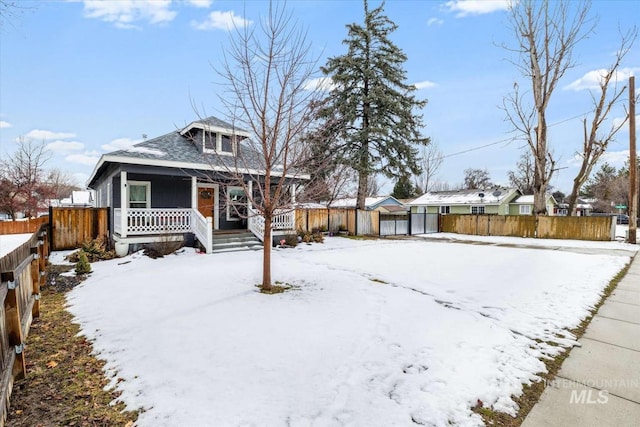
[[204, 132, 216, 151], [127, 181, 151, 208], [227, 186, 247, 221], [471, 205, 485, 214], [439, 205, 450, 214], [519, 205, 532, 215]]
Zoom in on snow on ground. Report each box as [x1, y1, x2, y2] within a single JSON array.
[[66, 237, 630, 427], [420, 231, 639, 252], [0, 233, 32, 257]]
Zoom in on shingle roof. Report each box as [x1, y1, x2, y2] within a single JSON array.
[[103, 117, 264, 171]]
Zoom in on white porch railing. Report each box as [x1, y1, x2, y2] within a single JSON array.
[[125, 209, 192, 234], [272, 209, 296, 230], [191, 209, 213, 254], [113, 206, 291, 251], [247, 207, 295, 242], [248, 206, 266, 242]]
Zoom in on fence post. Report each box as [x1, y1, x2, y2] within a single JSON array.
[[408, 212, 412, 235], [355, 209, 358, 236], [30, 247, 40, 318], [1, 271, 27, 380]]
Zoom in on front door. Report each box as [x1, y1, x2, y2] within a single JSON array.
[[197, 186, 216, 223]]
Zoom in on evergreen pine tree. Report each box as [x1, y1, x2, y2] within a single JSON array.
[[75, 250, 92, 275], [313, 0, 429, 209], [391, 175, 417, 199]]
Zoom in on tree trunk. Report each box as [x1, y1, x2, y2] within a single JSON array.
[[262, 215, 272, 292], [356, 171, 368, 210], [566, 191, 578, 217], [533, 117, 548, 215]]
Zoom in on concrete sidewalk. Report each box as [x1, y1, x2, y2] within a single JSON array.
[[522, 255, 640, 427]]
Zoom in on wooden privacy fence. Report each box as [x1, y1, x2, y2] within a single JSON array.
[[49, 207, 109, 250], [0, 224, 49, 426], [440, 214, 615, 241], [0, 217, 49, 236], [295, 208, 379, 236]]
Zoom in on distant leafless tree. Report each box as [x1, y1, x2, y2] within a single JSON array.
[[215, 2, 321, 292], [463, 168, 492, 189], [366, 174, 381, 197], [0, 138, 52, 218], [502, 0, 595, 214], [414, 141, 443, 193], [508, 150, 535, 194], [46, 168, 81, 201], [566, 28, 637, 215]]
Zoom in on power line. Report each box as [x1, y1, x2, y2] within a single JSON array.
[[440, 111, 592, 160]]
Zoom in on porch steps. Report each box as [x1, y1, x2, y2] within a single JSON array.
[[211, 231, 263, 253]]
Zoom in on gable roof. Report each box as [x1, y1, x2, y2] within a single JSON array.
[[408, 187, 520, 206], [87, 116, 308, 187], [329, 196, 404, 209]]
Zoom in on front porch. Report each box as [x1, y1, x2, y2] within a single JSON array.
[[113, 206, 296, 253]]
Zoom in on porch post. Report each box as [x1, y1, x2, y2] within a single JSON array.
[[290, 183, 296, 230], [191, 176, 198, 209], [120, 171, 128, 238], [247, 180, 253, 214]]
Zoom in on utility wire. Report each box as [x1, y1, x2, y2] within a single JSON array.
[[440, 111, 592, 159]]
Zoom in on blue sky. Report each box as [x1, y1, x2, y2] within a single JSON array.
[[1, 0, 639, 194]]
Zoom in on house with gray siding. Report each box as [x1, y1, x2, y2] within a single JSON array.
[[87, 116, 306, 253]]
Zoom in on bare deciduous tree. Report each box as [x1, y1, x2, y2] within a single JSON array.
[[503, 0, 594, 214], [0, 138, 53, 218], [463, 168, 492, 189], [508, 150, 535, 194], [414, 141, 443, 193], [366, 174, 381, 197], [216, 2, 320, 292], [566, 28, 637, 215]]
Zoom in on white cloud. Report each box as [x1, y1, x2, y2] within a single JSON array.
[[427, 17, 444, 27], [414, 80, 437, 90], [66, 152, 101, 166], [101, 137, 141, 151], [72, 172, 89, 187], [81, 0, 177, 29], [612, 114, 639, 130], [186, 0, 212, 7], [191, 10, 252, 31], [444, 0, 510, 17], [599, 149, 631, 167], [24, 129, 76, 140], [302, 77, 336, 92], [45, 140, 85, 153], [0, 120, 11, 128], [565, 67, 640, 91]]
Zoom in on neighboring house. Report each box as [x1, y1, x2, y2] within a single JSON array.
[[554, 198, 593, 216], [329, 196, 406, 212], [407, 187, 521, 215], [509, 194, 557, 216], [87, 116, 306, 253], [59, 190, 95, 207]]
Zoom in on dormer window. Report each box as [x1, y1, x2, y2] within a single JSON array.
[[221, 135, 233, 153], [204, 132, 217, 151], [180, 118, 250, 155]]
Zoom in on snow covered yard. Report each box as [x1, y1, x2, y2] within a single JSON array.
[[66, 236, 633, 426]]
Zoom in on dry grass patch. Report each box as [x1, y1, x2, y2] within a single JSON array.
[[6, 264, 139, 427]]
